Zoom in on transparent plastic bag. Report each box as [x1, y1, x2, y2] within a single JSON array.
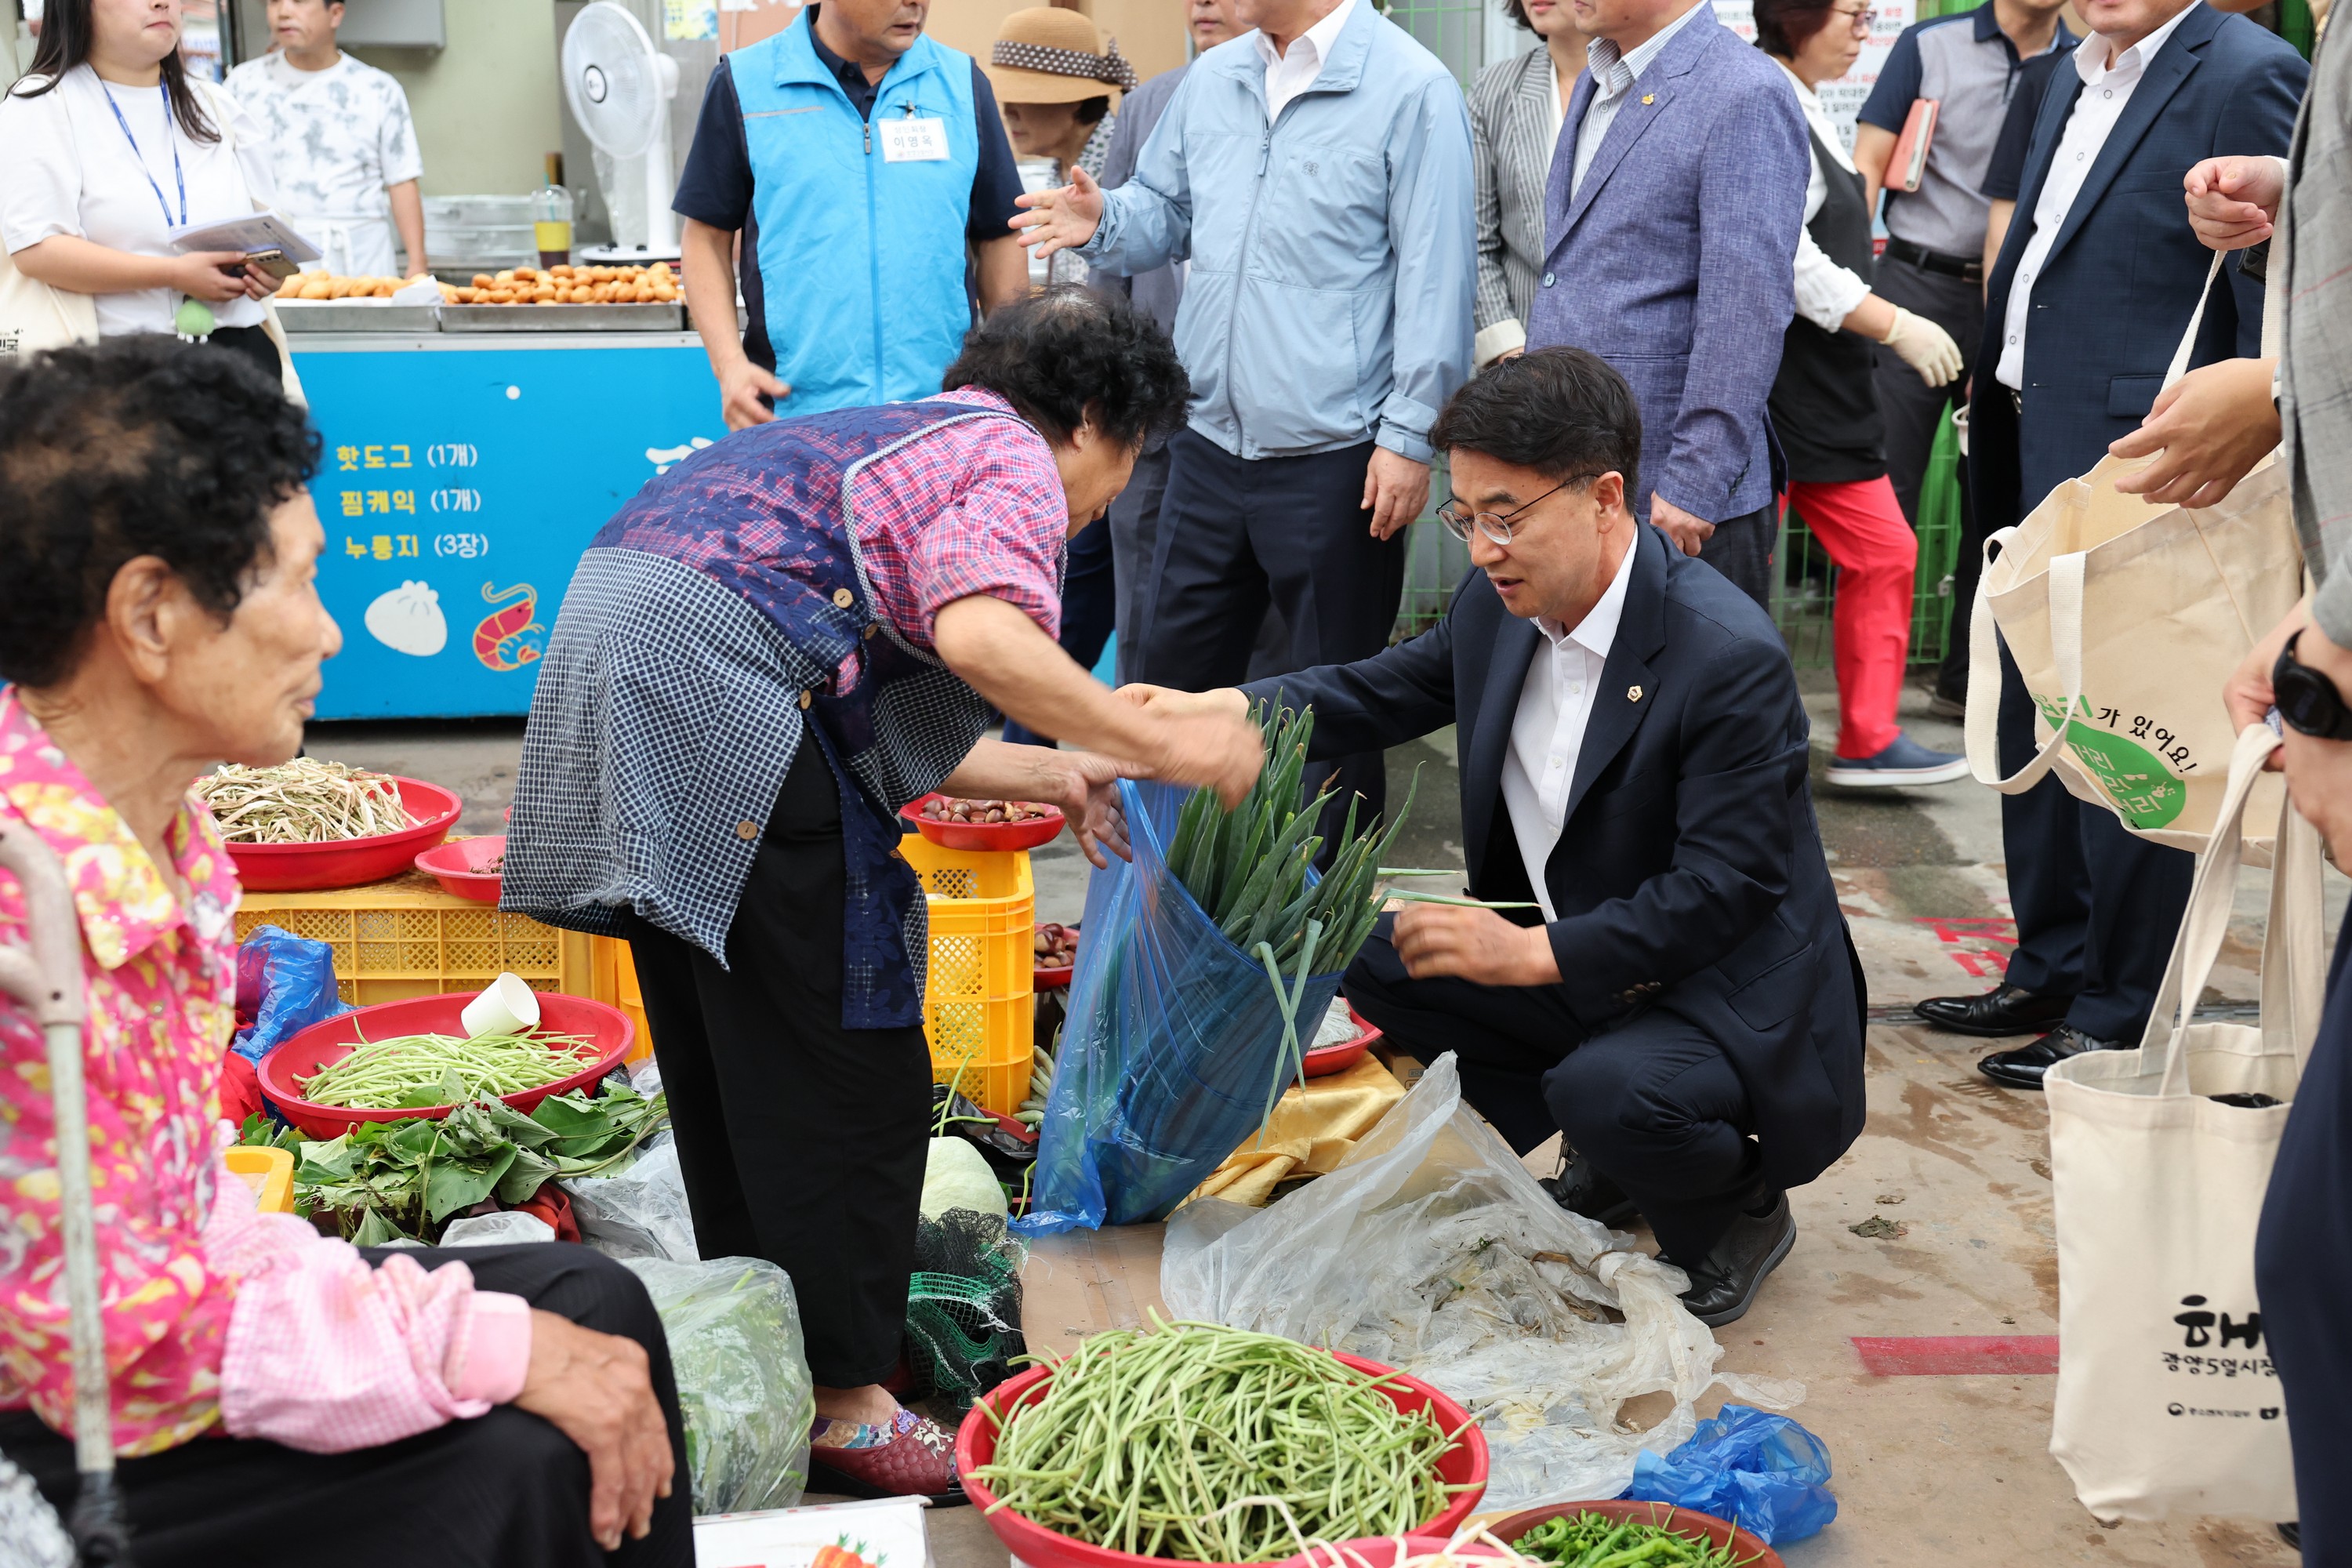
[[1622, 1405, 1837, 1544], [621, 1256, 814, 1515], [1024, 780, 1345, 1233], [1161, 1054, 1801, 1510], [232, 925, 350, 1064], [437, 1210, 557, 1247], [567, 1139, 698, 1261]]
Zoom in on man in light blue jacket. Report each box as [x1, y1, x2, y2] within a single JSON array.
[[1016, 0, 1475, 831]]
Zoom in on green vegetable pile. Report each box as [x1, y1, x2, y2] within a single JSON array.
[[1512, 1512, 1759, 1568], [968, 1318, 1467, 1562], [296, 1025, 598, 1109], [239, 1083, 666, 1245], [1165, 702, 1414, 1113]]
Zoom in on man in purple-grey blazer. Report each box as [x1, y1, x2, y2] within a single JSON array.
[[1526, 0, 1807, 607]]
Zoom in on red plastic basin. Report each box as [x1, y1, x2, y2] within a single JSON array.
[[257, 991, 635, 1139], [1303, 1007, 1382, 1079], [1276, 1537, 1523, 1568], [902, 793, 1065, 852], [414, 833, 505, 904], [957, 1351, 1487, 1568], [1034, 922, 1080, 989], [221, 775, 462, 892], [1487, 1502, 1782, 1568]]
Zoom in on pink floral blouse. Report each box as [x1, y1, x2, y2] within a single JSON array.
[[0, 691, 528, 1457]]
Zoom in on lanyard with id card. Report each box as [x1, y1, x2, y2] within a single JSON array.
[[879, 103, 950, 162]]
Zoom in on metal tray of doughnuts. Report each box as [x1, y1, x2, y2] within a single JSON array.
[[437, 302, 686, 332], [274, 300, 441, 332]]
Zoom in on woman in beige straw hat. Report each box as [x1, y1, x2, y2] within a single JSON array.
[[985, 7, 1139, 287]]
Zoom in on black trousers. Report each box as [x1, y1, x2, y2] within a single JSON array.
[[1004, 511, 1117, 745], [1344, 917, 1762, 1263], [625, 742, 932, 1387], [1994, 635, 2195, 1040], [1873, 258, 1986, 702], [1108, 441, 1173, 686], [1137, 429, 1406, 834], [0, 1244, 691, 1568], [1693, 504, 1776, 612]]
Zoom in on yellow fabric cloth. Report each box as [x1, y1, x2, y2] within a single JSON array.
[[1189, 1054, 1406, 1207]]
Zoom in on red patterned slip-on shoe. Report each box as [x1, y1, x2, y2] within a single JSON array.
[[808, 1408, 969, 1506]]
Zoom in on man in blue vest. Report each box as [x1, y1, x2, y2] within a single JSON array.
[[674, 0, 1033, 428]]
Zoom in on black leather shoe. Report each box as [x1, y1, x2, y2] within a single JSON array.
[[1670, 1192, 1796, 1327], [1540, 1146, 1640, 1228], [1915, 984, 2075, 1038], [1977, 1024, 2128, 1091]]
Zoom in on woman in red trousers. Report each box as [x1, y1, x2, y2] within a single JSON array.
[[1760, 0, 1970, 788]]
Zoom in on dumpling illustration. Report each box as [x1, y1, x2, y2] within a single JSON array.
[[365, 579, 448, 658]]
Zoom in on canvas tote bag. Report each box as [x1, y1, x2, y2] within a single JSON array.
[[1965, 253, 2302, 852], [2045, 723, 2321, 1523]]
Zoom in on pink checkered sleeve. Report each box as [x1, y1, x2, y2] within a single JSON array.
[[203, 1160, 531, 1452], [902, 447, 1068, 644]]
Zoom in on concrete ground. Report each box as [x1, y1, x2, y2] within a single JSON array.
[[305, 670, 2332, 1566]]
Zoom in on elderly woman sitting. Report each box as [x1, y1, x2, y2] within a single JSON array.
[[0, 337, 686, 1566]]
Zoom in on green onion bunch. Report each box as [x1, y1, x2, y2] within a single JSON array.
[[1164, 701, 1415, 977], [971, 1318, 1467, 1562]]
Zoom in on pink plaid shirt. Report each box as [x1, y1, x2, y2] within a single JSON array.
[[842, 387, 1069, 648], [0, 692, 528, 1456]]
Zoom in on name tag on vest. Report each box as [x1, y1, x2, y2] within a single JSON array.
[[880, 116, 950, 162]]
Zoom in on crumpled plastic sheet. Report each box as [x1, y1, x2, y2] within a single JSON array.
[[565, 1137, 698, 1262], [438, 1210, 557, 1247], [1162, 1054, 1802, 1509], [622, 1256, 815, 1516]]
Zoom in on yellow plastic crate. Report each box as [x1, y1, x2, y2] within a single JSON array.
[[902, 835, 1035, 1115], [234, 871, 653, 1061]]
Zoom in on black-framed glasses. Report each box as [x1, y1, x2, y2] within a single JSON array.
[[1435, 473, 1603, 546], [1831, 4, 1876, 30], [2271, 630, 2352, 741]]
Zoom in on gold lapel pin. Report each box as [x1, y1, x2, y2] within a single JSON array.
[[1641, 93, 1655, 104], [1628, 684, 1644, 702]]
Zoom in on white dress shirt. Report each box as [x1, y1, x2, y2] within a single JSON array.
[[1501, 536, 1641, 921], [1571, 0, 1708, 198], [1994, 2, 2201, 390], [1777, 60, 1872, 334], [1257, 0, 1357, 122]]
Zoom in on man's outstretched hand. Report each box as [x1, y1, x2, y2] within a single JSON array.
[[2183, 156, 2286, 252], [1012, 166, 1105, 260], [1392, 904, 1560, 986]]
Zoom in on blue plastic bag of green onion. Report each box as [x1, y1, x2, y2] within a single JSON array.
[[1020, 703, 1412, 1232]]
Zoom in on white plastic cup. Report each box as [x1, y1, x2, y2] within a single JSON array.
[[462, 971, 542, 1038]]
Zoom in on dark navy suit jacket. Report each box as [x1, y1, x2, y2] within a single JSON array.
[[1243, 528, 1866, 1192], [1969, 5, 2306, 526]]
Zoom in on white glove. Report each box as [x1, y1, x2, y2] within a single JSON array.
[[1882, 307, 1963, 388]]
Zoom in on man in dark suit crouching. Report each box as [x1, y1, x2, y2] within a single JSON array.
[[1123, 350, 1866, 1325]]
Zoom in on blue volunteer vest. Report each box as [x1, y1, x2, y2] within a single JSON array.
[[731, 19, 982, 413]]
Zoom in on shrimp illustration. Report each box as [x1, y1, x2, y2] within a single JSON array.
[[472, 582, 547, 672]]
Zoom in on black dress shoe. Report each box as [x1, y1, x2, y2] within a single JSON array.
[[1540, 1146, 1640, 1228], [1670, 1192, 1797, 1328], [1915, 984, 2075, 1038], [1976, 1024, 2128, 1091]]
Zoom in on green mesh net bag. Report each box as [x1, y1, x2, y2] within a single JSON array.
[[906, 1208, 1027, 1415]]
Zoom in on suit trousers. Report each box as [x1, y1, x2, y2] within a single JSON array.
[[625, 741, 933, 1388], [1004, 510, 1116, 745], [1344, 916, 1763, 1262], [1108, 441, 1171, 686], [1693, 504, 1776, 611], [1786, 478, 1915, 759], [0, 1244, 694, 1568], [1138, 429, 1407, 832], [1994, 634, 2195, 1040]]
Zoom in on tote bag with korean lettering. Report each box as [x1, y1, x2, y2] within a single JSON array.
[[2045, 724, 2321, 1522], [1964, 255, 2302, 853]]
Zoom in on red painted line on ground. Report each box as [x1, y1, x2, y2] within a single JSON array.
[[1851, 1335, 2060, 1376]]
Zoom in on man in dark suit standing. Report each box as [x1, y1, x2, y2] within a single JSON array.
[[1918, 0, 2306, 1087], [1122, 351, 1867, 1327]]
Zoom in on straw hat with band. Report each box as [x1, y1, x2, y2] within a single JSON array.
[[986, 7, 1141, 104]]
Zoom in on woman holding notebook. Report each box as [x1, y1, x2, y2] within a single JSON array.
[[0, 0, 291, 388]]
